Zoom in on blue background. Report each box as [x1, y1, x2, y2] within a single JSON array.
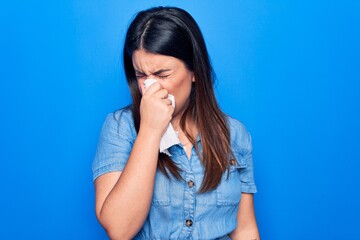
[[1, 0, 359, 239]]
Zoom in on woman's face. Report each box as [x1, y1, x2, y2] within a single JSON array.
[[132, 49, 194, 119]]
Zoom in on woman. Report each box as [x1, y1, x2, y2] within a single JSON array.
[[92, 6, 259, 240]]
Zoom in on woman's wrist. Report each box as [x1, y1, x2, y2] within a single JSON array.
[[137, 126, 163, 144]]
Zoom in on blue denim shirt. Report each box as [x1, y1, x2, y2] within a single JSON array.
[[92, 109, 257, 240]]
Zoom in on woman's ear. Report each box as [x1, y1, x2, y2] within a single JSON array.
[[192, 75, 195, 82]]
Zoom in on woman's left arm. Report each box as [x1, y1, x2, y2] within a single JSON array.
[[229, 193, 260, 240]]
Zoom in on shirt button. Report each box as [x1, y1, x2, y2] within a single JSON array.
[[187, 180, 195, 188], [229, 159, 237, 166], [185, 219, 193, 227]]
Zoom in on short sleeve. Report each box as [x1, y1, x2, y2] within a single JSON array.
[[92, 109, 136, 181], [229, 117, 257, 193], [238, 131, 257, 193]]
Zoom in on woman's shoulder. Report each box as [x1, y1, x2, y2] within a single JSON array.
[[225, 115, 252, 151], [92, 107, 135, 180], [104, 107, 134, 126], [100, 106, 136, 136], [226, 115, 250, 135]]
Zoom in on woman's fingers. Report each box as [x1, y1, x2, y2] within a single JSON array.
[[154, 88, 170, 100], [139, 83, 174, 134], [163, 98, 173, 106]]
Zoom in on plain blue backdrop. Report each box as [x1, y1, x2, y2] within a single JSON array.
[[1, 0, 359, 239]]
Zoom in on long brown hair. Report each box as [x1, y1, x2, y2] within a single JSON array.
[[123, 7, 234, 192]]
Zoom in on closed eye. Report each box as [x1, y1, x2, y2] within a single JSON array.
[[135, 74, 146, 79], [157, 75, 170, 79], [153, 69, 172, 79]]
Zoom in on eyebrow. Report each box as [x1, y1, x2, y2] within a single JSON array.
[[152, 69, 172, 75], [135, 69, 172, 75]]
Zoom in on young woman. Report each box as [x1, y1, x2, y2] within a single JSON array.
[[92, 6, 259, 240]]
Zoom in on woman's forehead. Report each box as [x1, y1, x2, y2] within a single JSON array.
[[132, 49, 180, 72]]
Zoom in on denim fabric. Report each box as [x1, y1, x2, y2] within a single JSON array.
[[92, 108, 257, 240]]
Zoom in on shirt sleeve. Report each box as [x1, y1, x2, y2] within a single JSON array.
[[238, 130, 257, 193], [229, 117, 257, 193], [92, 110, 135, 181]]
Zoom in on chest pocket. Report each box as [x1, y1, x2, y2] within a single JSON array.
[[152, 170, 170, 206], [216, 153, 247, 206]]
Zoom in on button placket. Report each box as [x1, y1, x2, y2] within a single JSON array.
[[181, 172, 195, 237]]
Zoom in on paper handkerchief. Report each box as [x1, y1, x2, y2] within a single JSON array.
[[143, 79, 180, 156]]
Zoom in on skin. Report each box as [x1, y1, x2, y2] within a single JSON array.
[[229, 193, 260, 239], [94, 49, 259, 239], [133, 49, 196, 158]]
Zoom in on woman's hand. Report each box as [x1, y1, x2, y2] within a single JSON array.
[[139, 82, 174, 136]]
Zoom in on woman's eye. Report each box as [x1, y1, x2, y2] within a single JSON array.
[[136, 75, 146, 79], [158, 75, 170, 79]]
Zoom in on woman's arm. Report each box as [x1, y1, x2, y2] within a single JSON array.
[[94, 83, 173, 239], [229, 193, 260, 240], [94, 130, 160, 239]]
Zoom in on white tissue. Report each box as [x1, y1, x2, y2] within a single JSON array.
[[143, 79, 180, 156]]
